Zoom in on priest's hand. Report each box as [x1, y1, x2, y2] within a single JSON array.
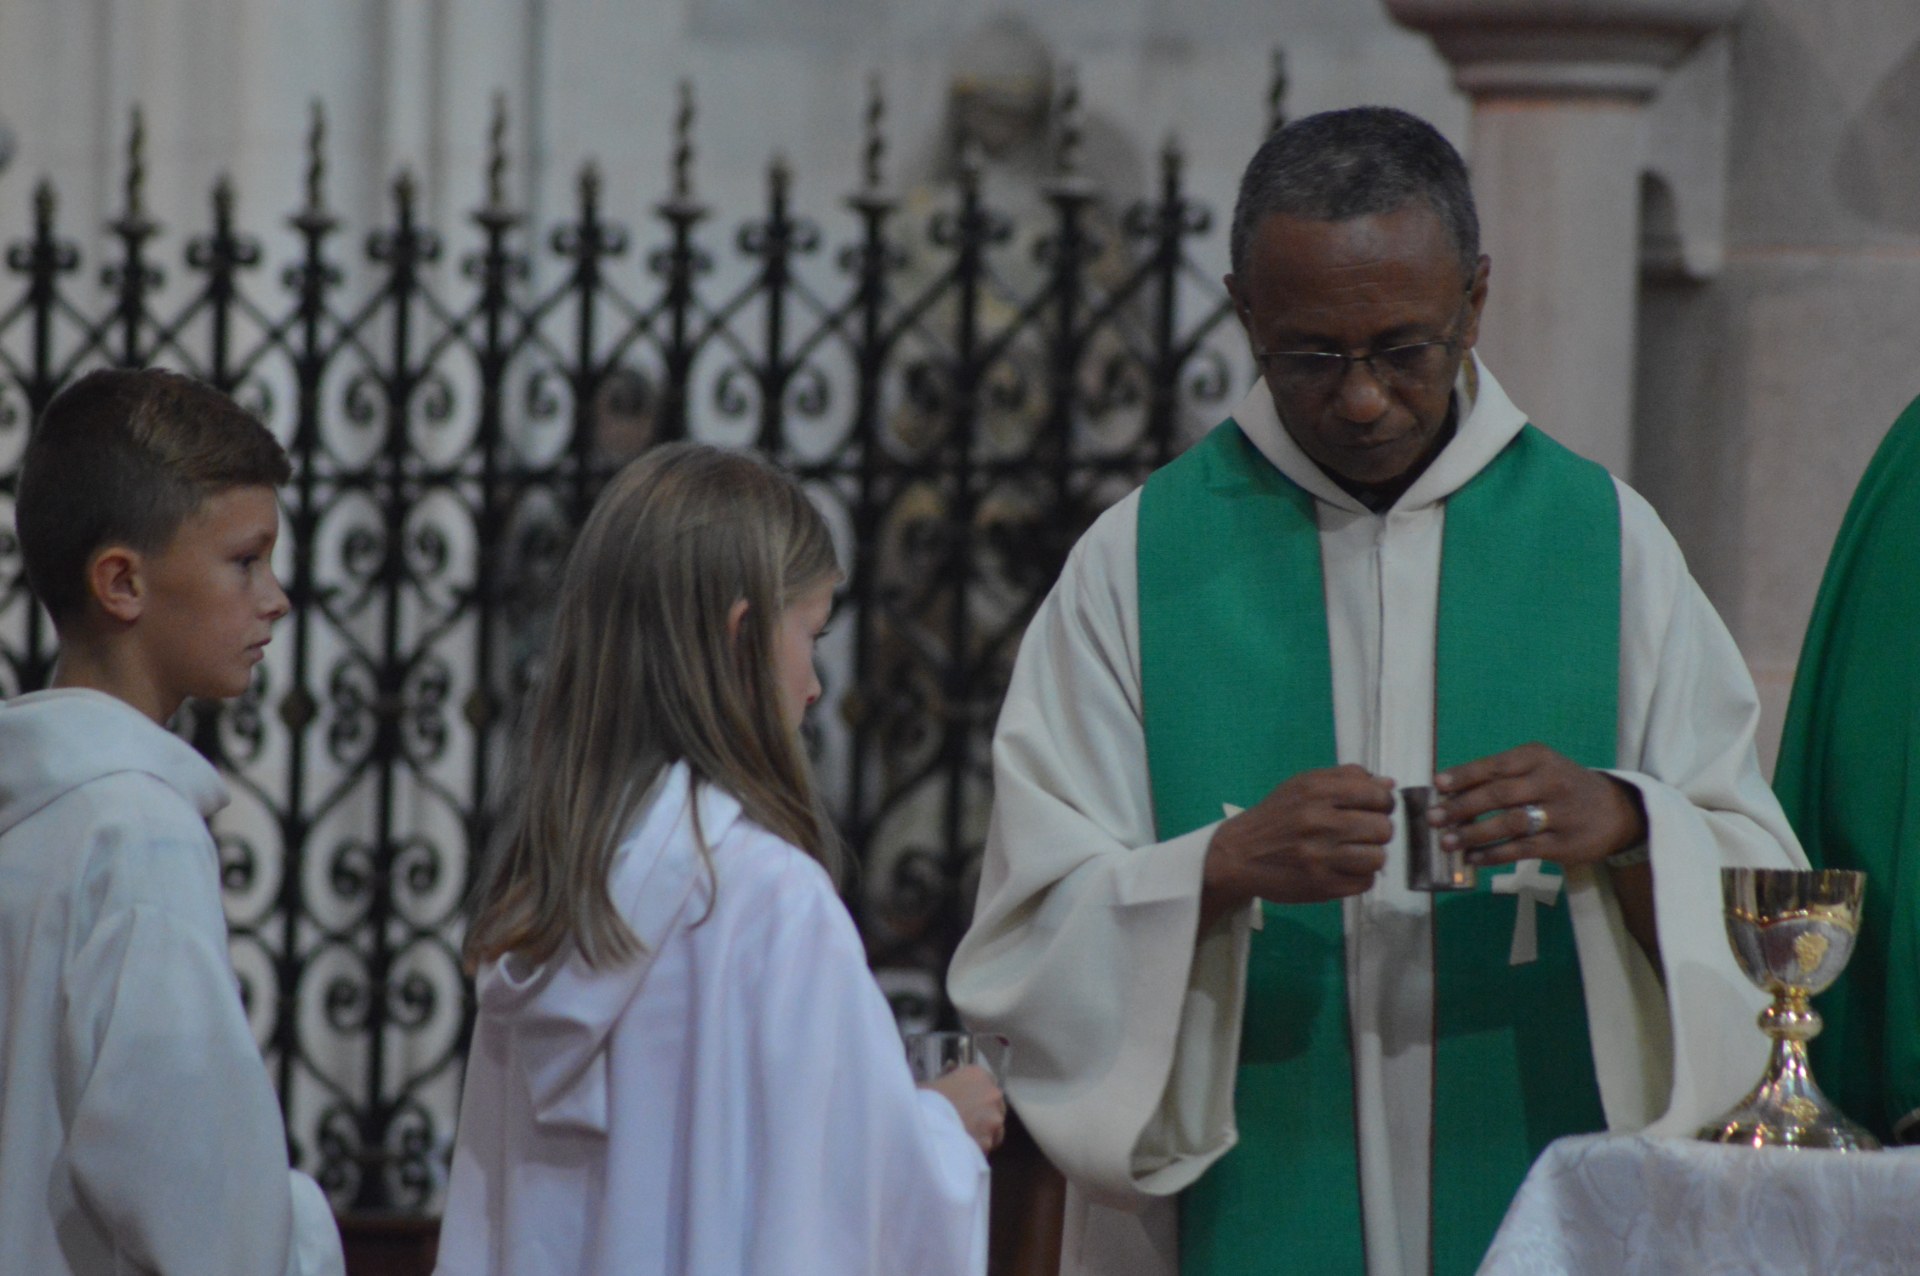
[[924, 1063, 1007, 1156], [1426, 743, 1646, 869], [1200, 764, 1395, 931]]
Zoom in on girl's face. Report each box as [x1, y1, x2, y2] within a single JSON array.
[[773, 578, 835, 733]]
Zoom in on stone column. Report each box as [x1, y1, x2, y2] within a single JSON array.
[[1383, 0, 1745, 477]]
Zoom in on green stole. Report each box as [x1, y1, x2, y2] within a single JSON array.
[[1774, 391, 1920, 1142], [1137, 421, 1619, 1275]]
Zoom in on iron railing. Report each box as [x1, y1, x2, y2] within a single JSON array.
[[0, 64, 1281, 1212]]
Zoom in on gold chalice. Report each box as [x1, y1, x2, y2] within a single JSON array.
[[1697, 867, 1879, 1150]]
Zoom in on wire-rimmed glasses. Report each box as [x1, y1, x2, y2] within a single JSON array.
[[1251, 291, 1474, 398]]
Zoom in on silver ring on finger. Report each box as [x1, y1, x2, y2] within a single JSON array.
[[1522, 803, 1549, 837]]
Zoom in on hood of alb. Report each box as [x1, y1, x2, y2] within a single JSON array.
[[0, 688, 227, 839], [475, 761, 744, 1135]]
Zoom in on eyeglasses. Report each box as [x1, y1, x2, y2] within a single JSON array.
[[1251, 297, 1472, 398], [1253, 338, 1461, 397]]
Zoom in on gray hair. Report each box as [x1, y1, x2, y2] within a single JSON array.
[[1230, 106, 1479, 281]]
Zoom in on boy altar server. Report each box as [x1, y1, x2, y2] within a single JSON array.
[[0, 369, 344, 1275]]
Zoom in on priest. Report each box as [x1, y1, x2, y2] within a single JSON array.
[[948, 106, 1805, 1276], [1773, 390, 1920, 1146]]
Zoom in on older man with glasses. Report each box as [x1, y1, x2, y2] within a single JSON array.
[[951, 106, 1805, 1276]]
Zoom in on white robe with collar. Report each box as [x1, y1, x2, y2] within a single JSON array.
[[0, 688, 343, 1276], [948, 360, 1807, 1276], [437, 762, 989, 1276]]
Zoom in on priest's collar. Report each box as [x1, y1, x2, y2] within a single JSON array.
[[1231, 354, 1531, 515]]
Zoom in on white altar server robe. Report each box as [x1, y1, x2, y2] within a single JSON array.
[[0, 688, 344, 1276], [437, 762, 988, 1276], [949, 360, 1808, 1276]]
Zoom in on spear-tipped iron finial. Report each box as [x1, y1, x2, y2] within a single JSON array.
[[487, 92, 509, 209], [672, 81, 696, 202], [125, 106, 147, 222], [863, 74, 886, 191], [395, 168, 417, 223], [305, 100, 328, 213], [1055, 64, 1083, 178], [580, 160, 601, 216], [1267, 47, 1289, 135]]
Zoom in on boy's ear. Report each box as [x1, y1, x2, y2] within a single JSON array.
[[726, 598, 749, 643], [86, 545, 146, 624]]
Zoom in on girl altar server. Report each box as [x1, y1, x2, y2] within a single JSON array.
[[436, 444, 1002, 1276]]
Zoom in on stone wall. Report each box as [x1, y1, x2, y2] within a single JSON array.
[[0, 1, 1463, 274], [1633, 2, 1920, 767]]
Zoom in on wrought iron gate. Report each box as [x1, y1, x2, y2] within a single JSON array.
[[0, 69, 1277, 1211]]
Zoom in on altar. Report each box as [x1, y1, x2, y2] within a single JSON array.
[[1480, 1134, 1920, 1274]]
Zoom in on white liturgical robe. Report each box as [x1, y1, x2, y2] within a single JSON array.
[[0, 688, 343, 1276], [948, 359, 1807, 1276], [437, 762, 989, 1276]]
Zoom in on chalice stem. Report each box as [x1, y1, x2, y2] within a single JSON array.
[[1699, 866, 1878, 1149], [1751, 1031, 1819, 1112], [1697, 990, 1879, 1148], [1740, 993, 1842, 1130]]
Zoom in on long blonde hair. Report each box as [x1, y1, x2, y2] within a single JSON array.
[[465, 443, 842, 970]]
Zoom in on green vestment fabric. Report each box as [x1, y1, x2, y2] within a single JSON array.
[[1136, 420, 1619, 1274], [1774, 391, 1920, 1143]]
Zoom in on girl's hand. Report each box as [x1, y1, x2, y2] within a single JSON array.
[[924, 1063, 1006, 1155]]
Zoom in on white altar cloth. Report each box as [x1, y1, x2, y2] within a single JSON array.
[[1480, 1133, 1920, 1275]]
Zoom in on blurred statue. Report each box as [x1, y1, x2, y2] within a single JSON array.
[[891, 12, 1146, 459], [590, 364, 657, 466], [860, 13, 1147, 969]]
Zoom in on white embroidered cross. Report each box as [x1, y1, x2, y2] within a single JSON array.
[[1491, 859, 1563, 966]]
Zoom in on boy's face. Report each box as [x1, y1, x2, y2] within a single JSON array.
[[135, 485, 290, 707]]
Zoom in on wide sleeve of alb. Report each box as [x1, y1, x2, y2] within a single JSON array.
[[948, 492, 1246, 1202], [1566, 481, 1810, 1137], [59, 818, 343, 1276], [739, 848, 987, 1276]]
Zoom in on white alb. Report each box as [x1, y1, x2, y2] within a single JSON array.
[[0, 688, 344, 1276], [436, 761, 989, 1276]]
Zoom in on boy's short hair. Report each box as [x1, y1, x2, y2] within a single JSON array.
[[15, 368, 292, 624]]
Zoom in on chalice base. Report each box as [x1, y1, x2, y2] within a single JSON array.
[[1696, 1043, 1881, 1151]]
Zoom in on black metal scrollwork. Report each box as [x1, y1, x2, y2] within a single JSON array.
[[0, 60, 1284, 1216]]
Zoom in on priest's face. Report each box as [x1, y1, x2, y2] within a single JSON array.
[[1227, 204, 1489, 503]]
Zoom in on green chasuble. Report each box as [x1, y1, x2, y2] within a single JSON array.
[[1775, 391, 1920, 1144], [1137, 421, 1619, 1274]]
